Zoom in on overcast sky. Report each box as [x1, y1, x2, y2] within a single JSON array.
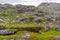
[[0, 0, 60, 6]]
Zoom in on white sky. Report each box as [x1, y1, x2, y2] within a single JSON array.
[[0, 0, 60, 6]]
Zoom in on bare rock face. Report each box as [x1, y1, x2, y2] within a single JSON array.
[[38, 3, 60, 13], [38, 2, 60, 17], [0, 29, 17, 35]]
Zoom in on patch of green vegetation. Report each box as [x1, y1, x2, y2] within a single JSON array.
[[30, 30, 60, 40]]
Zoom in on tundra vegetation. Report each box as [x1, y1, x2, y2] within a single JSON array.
[[0, 3, 60, 40]]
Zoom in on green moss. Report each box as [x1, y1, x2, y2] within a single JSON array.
[[30, 30, 60, 40]]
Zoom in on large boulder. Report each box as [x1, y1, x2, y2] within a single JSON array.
[[0, 29, 17, 35]]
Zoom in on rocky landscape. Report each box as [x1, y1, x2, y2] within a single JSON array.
[[0, 2, 60, 40]]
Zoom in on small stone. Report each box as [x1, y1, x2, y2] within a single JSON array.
[[55, 36, 60, 40]]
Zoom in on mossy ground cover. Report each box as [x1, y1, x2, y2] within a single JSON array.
[[0, 21, 60, 40], [0, 30, 60, 40], [30, 30, 60, 40], [0, 12, 59, 40]]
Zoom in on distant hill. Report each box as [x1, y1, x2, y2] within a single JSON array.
[[38, 2, 60, 17], [0, 4, 35, 13]]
